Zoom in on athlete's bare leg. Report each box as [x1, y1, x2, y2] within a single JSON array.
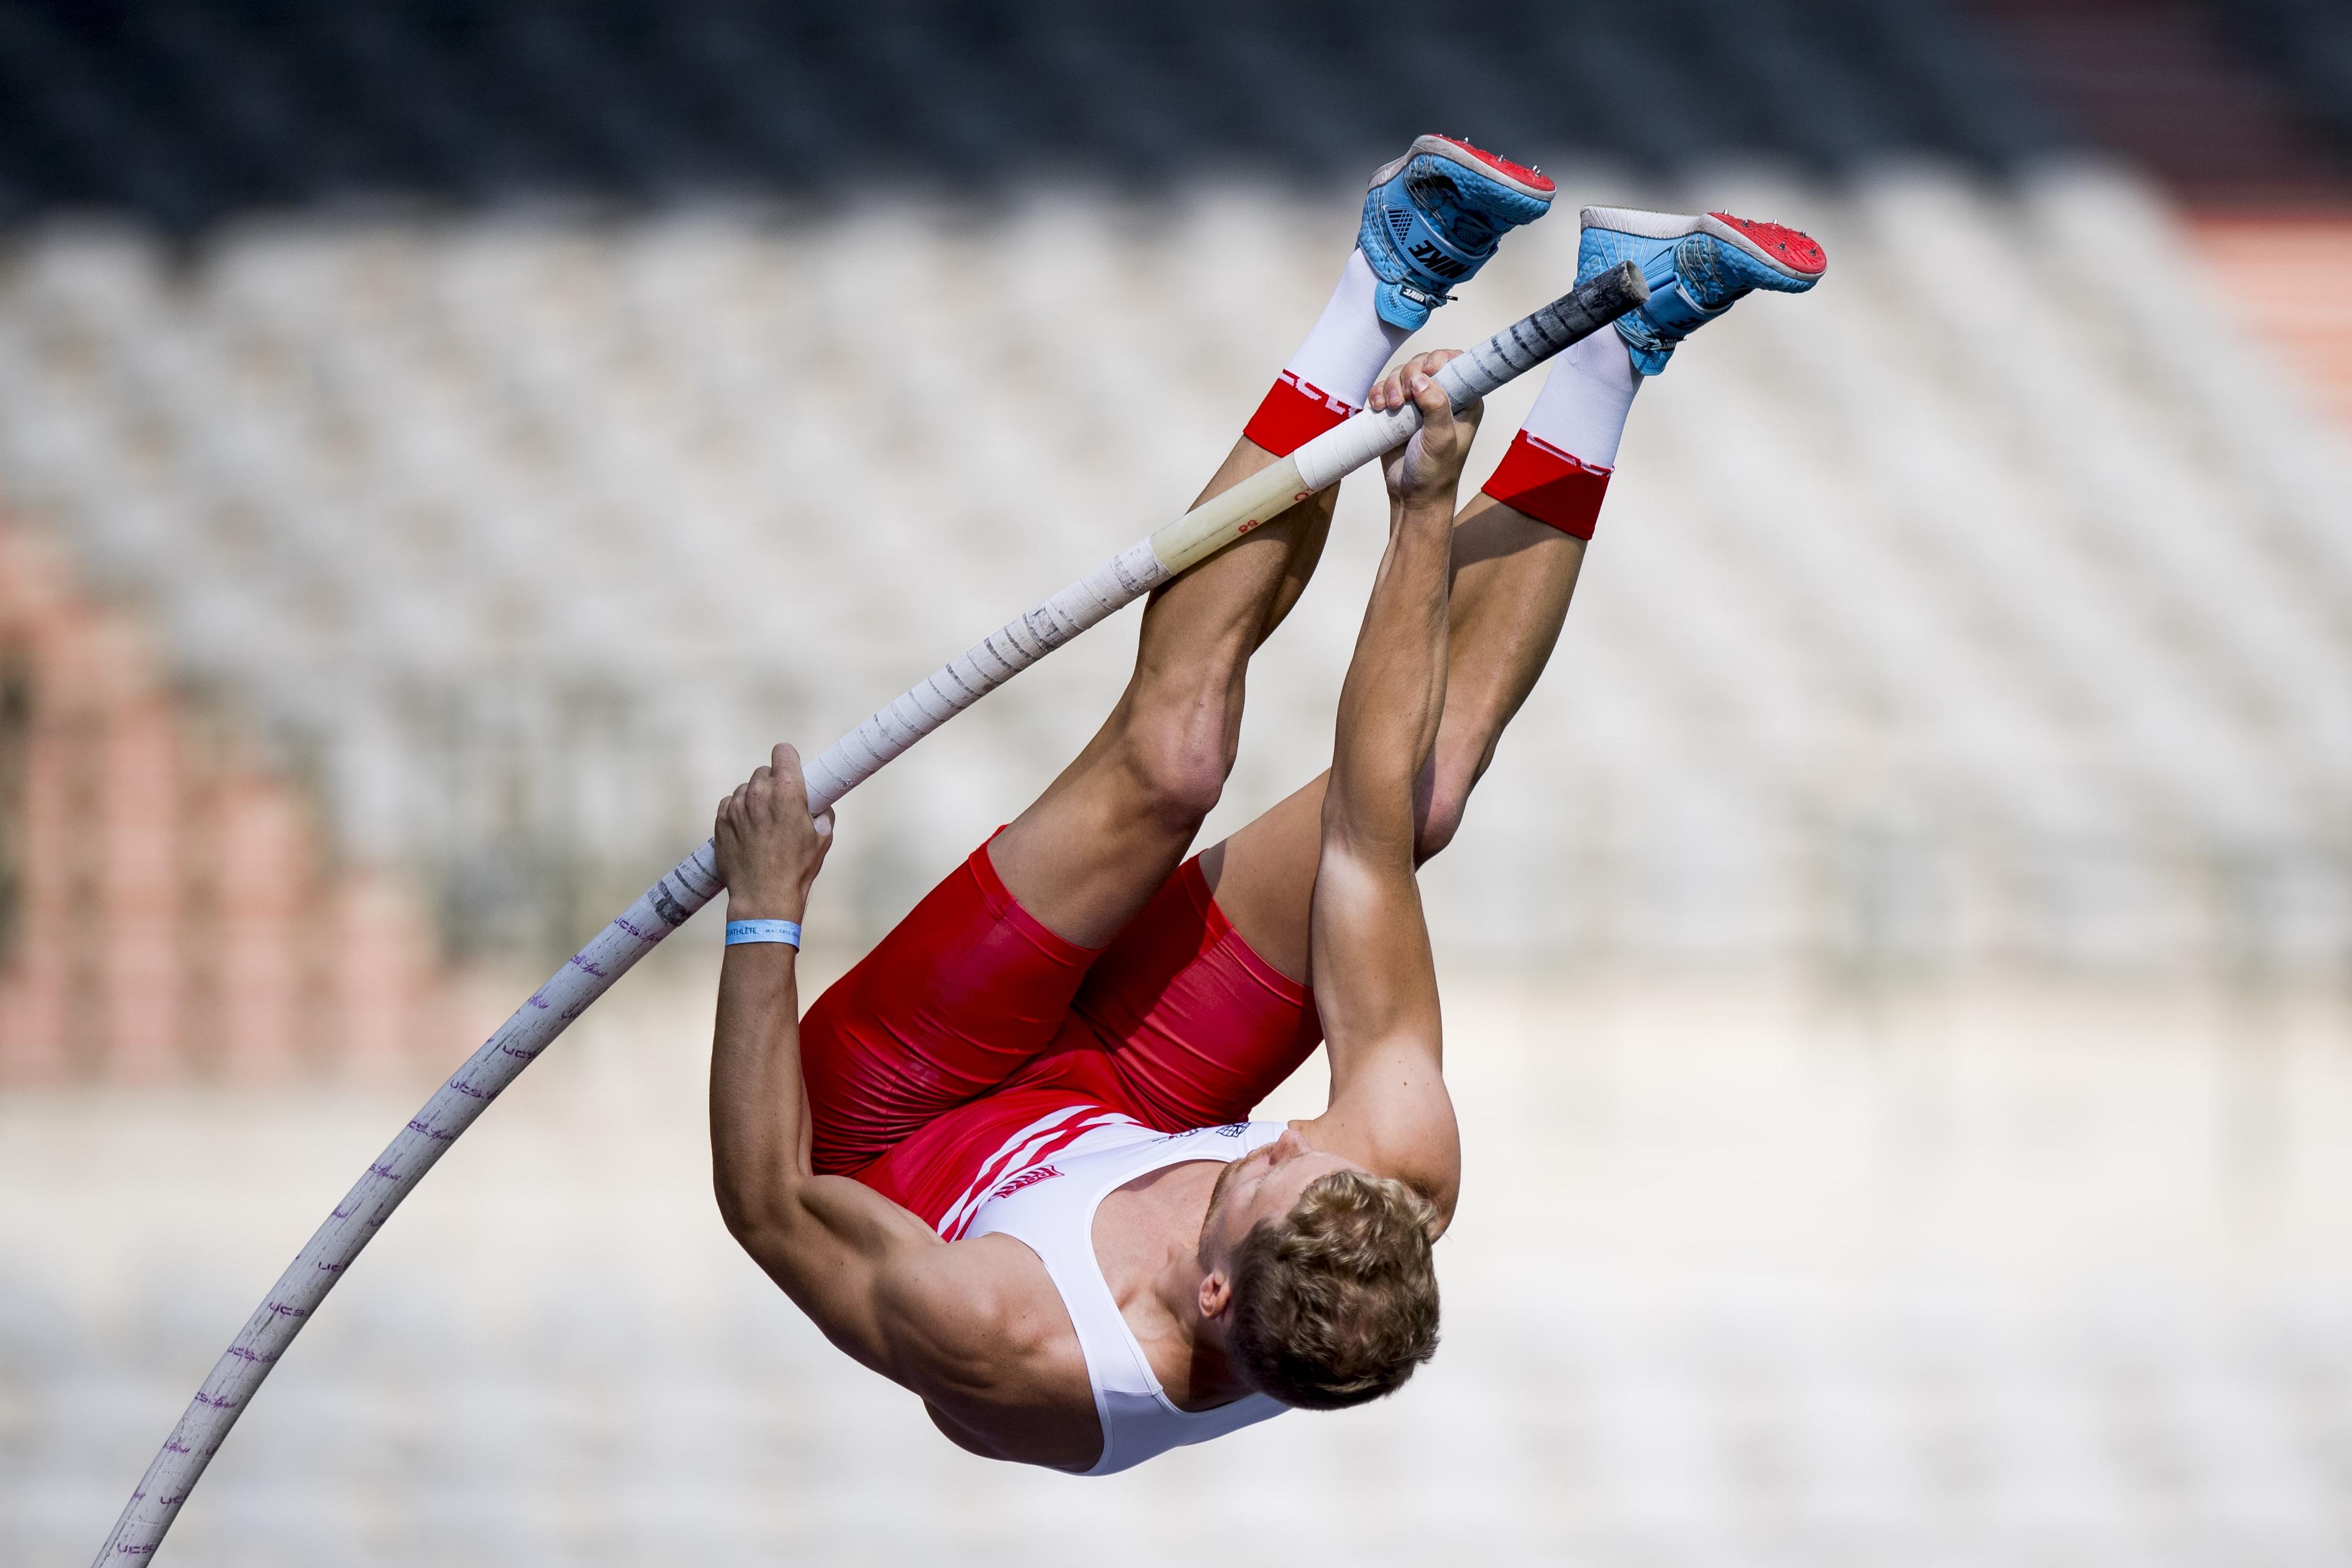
[[986, 442, 1337, 948], [1198, 489, 1585, 981]]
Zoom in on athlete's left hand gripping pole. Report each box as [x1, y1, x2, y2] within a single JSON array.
[[93, 262, 1645, 1564]]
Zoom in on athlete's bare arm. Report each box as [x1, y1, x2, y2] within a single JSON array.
[[707, 749, 1069, 1425], [1294, 355, 1478, 1229]]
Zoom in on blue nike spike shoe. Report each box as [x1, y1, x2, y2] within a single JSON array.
[[1359, 134, 1556, 331], [1578, 207, 1828, 375]]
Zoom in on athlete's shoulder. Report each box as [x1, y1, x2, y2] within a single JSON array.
[[876, 1232, 1076, 1395]]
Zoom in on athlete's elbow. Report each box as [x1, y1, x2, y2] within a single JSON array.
[[720, 1204, 819, 1292], [713, 1165, 799, 1254], [714, 1184, 766, 1250]]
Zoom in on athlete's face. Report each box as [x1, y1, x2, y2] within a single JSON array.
[[1199, 1128, 1358, 1270]]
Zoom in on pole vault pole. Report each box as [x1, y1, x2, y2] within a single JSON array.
[[92, 262, 1646, 1564]]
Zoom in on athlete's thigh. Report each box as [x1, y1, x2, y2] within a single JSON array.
[[1065, 848, 1322, 1132], [800, 835, 1096, 1175]]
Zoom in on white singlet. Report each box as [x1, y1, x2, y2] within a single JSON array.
[[960, 1112, 1292, 1476]]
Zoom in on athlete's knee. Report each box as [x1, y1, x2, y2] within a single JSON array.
[[1109, 660, 1245, 826], [1412, 790, 1468, 864], [1118, 711, 1233, 827], [1411, 747, 1481, 864]]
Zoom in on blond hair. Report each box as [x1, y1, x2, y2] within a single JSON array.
[[1228, 1169, 1440, 1409]]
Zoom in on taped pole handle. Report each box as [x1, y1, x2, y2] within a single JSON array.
[[91, 260, 1645, 1566]]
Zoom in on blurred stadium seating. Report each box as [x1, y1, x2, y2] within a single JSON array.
[[0, 510, 445, 1079], [1970, 0, 2352, 428]]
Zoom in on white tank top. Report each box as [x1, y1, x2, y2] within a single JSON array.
[[959, 1111, 1291, 1476]]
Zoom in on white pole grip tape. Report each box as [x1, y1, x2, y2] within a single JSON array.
[[92, 261, 1646, 1566]]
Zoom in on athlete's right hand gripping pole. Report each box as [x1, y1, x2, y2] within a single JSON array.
[[91, 261, 1644, 1568]]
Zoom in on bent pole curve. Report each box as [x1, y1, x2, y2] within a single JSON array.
[[91, 262, 1645, 1564]]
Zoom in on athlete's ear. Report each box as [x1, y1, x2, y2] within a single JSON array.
[[1197, 1270, 1232, 1321]]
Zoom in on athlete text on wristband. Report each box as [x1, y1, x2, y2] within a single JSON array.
[[724, 919, 802, 949]]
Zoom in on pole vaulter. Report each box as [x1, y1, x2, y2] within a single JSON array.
[[93, 242, 1649, 1560]]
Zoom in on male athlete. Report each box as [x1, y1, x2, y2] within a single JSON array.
[[708, 136, 1825, 1473]]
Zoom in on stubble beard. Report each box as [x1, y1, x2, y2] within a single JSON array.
[[1199, 1151, 1250, 1250]]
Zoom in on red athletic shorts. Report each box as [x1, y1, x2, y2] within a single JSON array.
[[800, 835, 1321, 1235]]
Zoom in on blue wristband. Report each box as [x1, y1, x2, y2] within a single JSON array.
[[725, 919, 802, 949]]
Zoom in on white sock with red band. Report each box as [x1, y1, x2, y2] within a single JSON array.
[[1480, 329, 1638, 540], [1242, 249, 1413, 457]]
